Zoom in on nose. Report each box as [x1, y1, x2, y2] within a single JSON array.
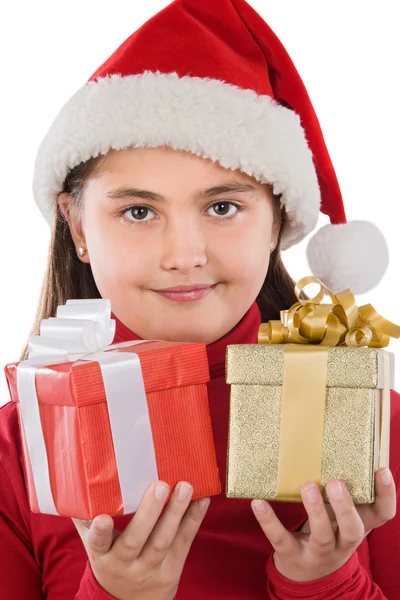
[[160, 218, 207, 273]]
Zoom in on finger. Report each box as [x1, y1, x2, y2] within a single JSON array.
[[251, 499, 298, 555], [72, 515, 115, 560], [168, 497, 211, 565], [372, 468, 396, 522], [112, 481, 170, 563], [300, 482, 336, 552], [326, 480, 364, 550], [357, 468, 397, 532], [139, 482, 194, 567]]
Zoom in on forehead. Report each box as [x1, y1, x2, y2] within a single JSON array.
[[94, 146, 266, 190]]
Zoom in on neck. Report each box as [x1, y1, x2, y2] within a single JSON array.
[[112, 302, 261, 378]]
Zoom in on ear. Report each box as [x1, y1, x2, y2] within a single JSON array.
[[57, 193, 90, 264], [271, 208, 282, 249], [271, 221, 280, 248], [264, 183, 282, 249]]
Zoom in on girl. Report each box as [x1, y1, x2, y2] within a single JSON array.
[[1, 1, 399, 599]]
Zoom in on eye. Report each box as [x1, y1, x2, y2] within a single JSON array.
[[207, 202, 239, 218], [123, 205, 155, 222]]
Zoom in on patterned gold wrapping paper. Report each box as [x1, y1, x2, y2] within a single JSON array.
[[226, 344, 394, 504]]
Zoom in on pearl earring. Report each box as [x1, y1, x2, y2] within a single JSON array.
[[270, 242, 275, 252], [78, 247, 87, 257]]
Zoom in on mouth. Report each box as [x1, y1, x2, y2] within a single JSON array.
[[152, 283, 218, 303]]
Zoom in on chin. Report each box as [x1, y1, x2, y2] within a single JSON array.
[[150, 318, 223, 345], [156, 327, 212, 344]]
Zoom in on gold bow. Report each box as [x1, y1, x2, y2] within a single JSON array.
[[258, 275, 400, 348]]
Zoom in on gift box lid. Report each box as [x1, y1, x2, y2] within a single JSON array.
[[5, 341, 210, 407], [226, 344, 395, 389]]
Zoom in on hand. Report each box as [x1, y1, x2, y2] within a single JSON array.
[[251, 467, 396, 582], [73, 481, 210, 600]]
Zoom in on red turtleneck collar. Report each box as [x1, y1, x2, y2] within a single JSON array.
[[111, 302, 261, 378]]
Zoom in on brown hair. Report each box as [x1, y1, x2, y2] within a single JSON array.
[[20, 155, 298, 359]]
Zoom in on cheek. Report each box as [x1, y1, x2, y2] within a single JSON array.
[[218, 226, 269, 283], [84, 213, 153, 288]]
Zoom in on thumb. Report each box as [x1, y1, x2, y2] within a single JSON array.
[[73, 515, 115, 560]]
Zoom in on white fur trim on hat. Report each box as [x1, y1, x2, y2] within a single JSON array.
[[33, 71, 321, 249], [306, 220, 389, 294]]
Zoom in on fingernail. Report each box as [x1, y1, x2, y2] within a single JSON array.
[[302, 482, 319, 503], [155, 482, 169, 500], [381, 469, 392, 486], [328, 481, 344, 500], [252, 500, 267, 515], [177, 482, 193, 501], [196, 497, 210, 510], [93, 517, 109, 531]]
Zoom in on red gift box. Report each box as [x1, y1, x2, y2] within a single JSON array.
[[5, 302, 221, 520]]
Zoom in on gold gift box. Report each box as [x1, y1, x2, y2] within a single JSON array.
[[226, 343, 394, 504]]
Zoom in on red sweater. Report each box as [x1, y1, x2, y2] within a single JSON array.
[[1, 303, 399, 599]]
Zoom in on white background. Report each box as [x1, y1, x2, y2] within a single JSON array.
[[0, 1, 399, 405]]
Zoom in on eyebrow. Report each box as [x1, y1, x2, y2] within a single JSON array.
[[105, 181, 258, 203]]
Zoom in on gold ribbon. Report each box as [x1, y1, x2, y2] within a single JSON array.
[[258, 276, 399, 501], [258, 275, 400, 348]]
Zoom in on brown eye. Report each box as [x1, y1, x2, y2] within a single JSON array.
[[131, 206, 149, 220], [214, 203, 230, 215], [208, 202, 238, 218], [123, 205, 155, 222]]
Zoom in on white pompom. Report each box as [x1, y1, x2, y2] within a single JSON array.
[[306, 220, 389, 294]]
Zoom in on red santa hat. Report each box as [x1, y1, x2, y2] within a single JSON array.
[[33, 0, 388, 294]]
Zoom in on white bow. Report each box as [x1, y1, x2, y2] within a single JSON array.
[[28, 299, 116, 361]]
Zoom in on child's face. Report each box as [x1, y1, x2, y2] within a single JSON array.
[[64, 146, 279, 344]]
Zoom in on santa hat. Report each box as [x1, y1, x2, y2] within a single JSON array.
[[33, 0, 388, 294]]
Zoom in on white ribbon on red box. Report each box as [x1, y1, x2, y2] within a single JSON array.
[[16, 299, 158, 516]]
